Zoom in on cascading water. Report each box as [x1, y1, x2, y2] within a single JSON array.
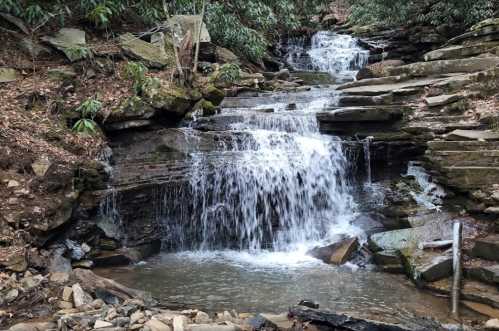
[[286, 31, 369, 80]]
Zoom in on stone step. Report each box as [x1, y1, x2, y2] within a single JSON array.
[[427, 140, 499, 152], [471, 235, 499, 262], [339, 77, 447, 95], [338, 93, 394, 107], [424, 42, 499, 61], [427, 150, 499, 167], [316, 106, 403, 123], [417, 115, 472, 123], [424, 94, 463, 107], [445, 129, 499, 141], [439, 166, 499, 189], [403, 121, 481, 135]]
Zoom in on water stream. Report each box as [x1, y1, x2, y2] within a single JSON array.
[[99, 32, 461, 321]]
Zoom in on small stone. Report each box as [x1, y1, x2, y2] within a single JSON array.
[[7, 198, 18, 205], [172, 315, 188, 331], [50, 272, 69, 284], [130, 310, 145, 325], [6, 289, 19, 302], [81, 243, 91, 253], [72, 283, 92, 307], [485, 318, 499, 329], [31, 157, 51, 177], [61, 287, 72, 301], [92, 298, 106, 309], [145, 319, 171, 331], [94, 320, 113, 329], [58, 300, 74, 309], [194, 311, 211, 324], [7, 180, 20, 188], [114, 316, 131, 327]]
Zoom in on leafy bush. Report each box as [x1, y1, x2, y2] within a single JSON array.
[[348, 0, 497, 28], [124, 61, 149, 95], [217, 63, 241, 83], [72, 97, 101, 134]]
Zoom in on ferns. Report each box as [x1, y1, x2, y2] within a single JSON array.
[[72, 97, 102, 134], [217, 64, 241, 84]]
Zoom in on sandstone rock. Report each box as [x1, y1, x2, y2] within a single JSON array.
[[463, 301, 499, 319], [0, 68, 19, 83], [467, 265, 499, 285], [472, 235, 499, 261], [173, 315, 188, 331], [62, 286, 73, 301], [119, 33, 171, 69], [308, 238, 358, 265], [58, 300, 74, 309], [386, 56, 499, 77], [131, 310, 145, 324], [317, 106, 403, 123], [145, 319, 171, 331], [0, 247, 27, 272], [72, 283, 92, 307], [194, 311, 212, 324], [42, 28, 87, 62], [400, 249, 452, 284], [215, 47, 240, 64], [50, 272, 70, 284], [31, 156, 52, 177], [424, 43, 499, 61], [424, 94, 462, 107], [485, 318, 499, 329], [8, 322, 57, 331], [445, 130, 499, 141], [95, 320, 114, 329]]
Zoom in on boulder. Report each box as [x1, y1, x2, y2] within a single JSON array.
[[167, 15, 211, 45], [119, 33, 172, 68], [308, 238, 358, 265], [142, 83, 197, 118], [0, 68, 19, 83], [201, 85, 225, 106], [400, 249, 452, 284], [42, 28, 87, 62], [215, 47, 240, 64], [31, 156, 52, 177]]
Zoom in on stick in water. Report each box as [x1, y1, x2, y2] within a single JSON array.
[[451, 222, 462, 318]]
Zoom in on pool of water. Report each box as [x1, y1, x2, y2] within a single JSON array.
[[97, 250, 467, 323]]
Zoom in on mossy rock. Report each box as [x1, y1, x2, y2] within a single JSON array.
[[108, 96, 155, 121], [202, 85, 225, 106], [142, 83, 195, 118], [76, 160, 109, 191]]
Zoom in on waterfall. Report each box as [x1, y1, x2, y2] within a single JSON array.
[[157, 88, 364, 252], [363, 136, 373, 185], [287, 31, 369, 80]]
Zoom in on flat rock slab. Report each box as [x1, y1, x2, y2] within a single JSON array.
[[467, 264, 499, 284], [308, 238, 358, 265], [445, 129, 499, 141], [368, 218, 476, 252], [339, 77, 446, 95], [440, 166, 499, 189], [119, 33, 171, 68], [42, 28, 87, 62], [317, 106, 403, 123], [427, 140, 499, 151], [0, 68, 19, 83], [289, 306, 445, 331], [400, 249, 452, 283], [386, 56, 499, 77], [472, 235, 499, 261], [424, 94, 462, 107], [424, 42, 499, 61]]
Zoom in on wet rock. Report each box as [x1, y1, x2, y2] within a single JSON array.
[[338, 93, 394, 107], [119, 33, 172, 69], [289, 306, 444, 331], [400, 249, 452, 284], [462, 301, 499, 319], [472, 235, 499, 261], [298, 300, 319, 309], [260, 313, 294, 330], [202, 85, 225, 106], [42, 28, 87, 62], [317, 106, 402, 122], [0, 68, 20, 83], [308, 238, 359, 265]]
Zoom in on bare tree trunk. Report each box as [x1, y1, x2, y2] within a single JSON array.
[[193, 0, 207, 74], [162, 0, 185, 85], [451, 222, 463, 319]]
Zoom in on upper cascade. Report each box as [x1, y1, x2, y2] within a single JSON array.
[[286, 31, 369, 81]]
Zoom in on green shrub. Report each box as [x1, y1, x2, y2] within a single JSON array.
[[124, 61, 149, 95], [217, 63, 241, 84], [72, 97, 101, 134]]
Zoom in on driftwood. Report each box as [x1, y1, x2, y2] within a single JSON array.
[[289, 306, 445, 331], [71, 268, 155, 305]]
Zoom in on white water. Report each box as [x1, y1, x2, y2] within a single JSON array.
[[287, 31, 369, 80], [156, 33, 370, 260], [406, 161, 446, 210]]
